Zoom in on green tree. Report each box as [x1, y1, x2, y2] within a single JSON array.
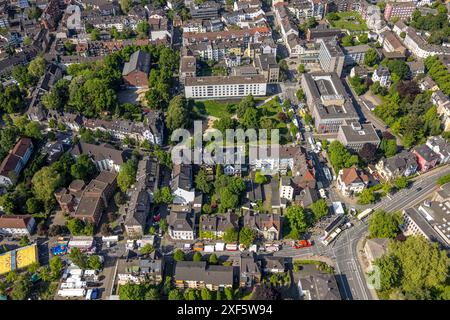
[[119, 0, 133, 13], [193, 252, 203, 262], [119, 283, 144, 300], [166, 95, 190, 131], [154, 186, 174, 204], [90, 28, 100, 41], [437, 174, 450, 186], [364, 48, 378, 67], [145, 287, 160, 300], [11, 274, 31, 300], [32, 166, 63, 203], [118, 159, 138, 192], [87, 255, 102, 270], [49, 256, 63, 280], [239, 226, 257, 247], [28, 56, 46, 78], [224, 287, 234, 300], [309, 199, 329, 221], [68, 247, 87, 269], [136, 21, 149, 38], [71, 154, 98, 181], [368, 210, 402, 239], [358, 188, 376, 205], [328, 141, 359, 173], [139, 244, 155, 256], [173, 249, 185, 262], [201, 288, 212, 300], [168, 289, 184, 300], [255, 171, 267, 184], [19, 236, 30, 247], [223, 226, 238, 243], [26, 197, 42, 214], [195, 169, 211, 194], [285, 205, 310, 239], [380, 138, 397, 157], [297, 64, 306, 74], [373, 254, 401, 291], [393, 176, 409, 190], [236, 95, 256, 118], [341, 35, 354, 47], [209, 253, 218, 265]]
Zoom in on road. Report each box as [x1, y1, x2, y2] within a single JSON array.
[[331, 165, 450, 300]]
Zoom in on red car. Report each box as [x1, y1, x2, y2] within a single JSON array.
[[292, 240, 312, 249]]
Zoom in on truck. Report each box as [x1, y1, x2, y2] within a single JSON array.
[[204, 245, 215, 253], [357, 208, 374, 220], [85, 288, 99, 300], [215, 242, 225, 251], [323, 167, 332, 181], [193, 242, 204, 252], [226, 243, 238, 251], [58, 288, 86, 298], [291, 240, 312, 249]]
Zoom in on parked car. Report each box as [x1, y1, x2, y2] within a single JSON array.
[[291, 240, 312, 249]]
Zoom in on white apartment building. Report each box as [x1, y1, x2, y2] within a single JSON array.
[[184, 75, 267, 99]]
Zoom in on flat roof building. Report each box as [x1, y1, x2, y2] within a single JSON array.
[[337, 122, 381, 152]]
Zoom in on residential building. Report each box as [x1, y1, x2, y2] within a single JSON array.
[[122, 50, 151, 88], [280, 176, 294, 201], [364, 238, 389, 269], [71, 142, 125, 172], [243, 212, 282, 241], [254, 54, 279, 83], [73, 171, 117, 226], [124, 189, 151, 239], [0, 215, 36, 236], [117, 252, 163, 285], [189, 1, 221, 19], [54, 179, 86, 214], [184, 75, 267, 99], [371, 66, 391, 88], [342, 44, 371, 66], [301, 72, 359, 133], [174, 261, 234, 291], [200, 211, 239, 239], [263, 256, 285, 273], [426, 136, 450, 164], [337, 167, 369, 196], [295, 187, 319, 207], [180, 55, 197, 84], [337, 122, 380, 152], [0, 138, 34, 187], [403, 27, 450, 59], [418, 76, 439, 92], [171, 164, 195, 204], [407, 60, 425, 77], [379, 31, 406, 57], [384, 2, 416, 21], [167, 204, 196, 240], [412, 144, 440, 172], [402, 207, 450, 246], [375, 150, 418, 181], [298, 264, 342, 300], [318, 38, 345, 77], [240, 252, 261, 288], [306, 25, 343, 41]]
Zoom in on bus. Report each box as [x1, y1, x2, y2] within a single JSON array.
[[357, 208, 374, 220], [322, 228, 342, 246]]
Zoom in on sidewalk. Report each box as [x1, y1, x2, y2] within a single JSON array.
[[355, 236, 379, 300]]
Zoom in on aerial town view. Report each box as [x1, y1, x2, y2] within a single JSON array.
[[0, 0, 450, 305]]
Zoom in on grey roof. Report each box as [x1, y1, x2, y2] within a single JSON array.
[[171, 164, 193, 191], [365, 238, 389, 261], [339, 122, 380, 144], [168, 206, 195, 232], [298, 264, 341, 300], [413, 144, 439, 162], [296, 187, 319, 208], [255, 53, 278, 71], [71, 142, 125, 166], [136, 157, 159, 191], [122, 50, 151, 76], [185, 74, 266, 86], [174, 261, 234, 286], [264, 256, 285, 270], [124, 190, 151, 227], [240, 252, 261, 275], [403, 208, 446, 244], [382, 150, 417, 173]]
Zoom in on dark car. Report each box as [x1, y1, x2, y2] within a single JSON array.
[[416, 187, 422, 191]]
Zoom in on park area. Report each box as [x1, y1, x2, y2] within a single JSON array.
[[328, 11, 368, 32], [192, 100, 235, 119]]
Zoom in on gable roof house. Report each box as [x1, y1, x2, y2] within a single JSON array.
[[200, 211, 239, 239], [243, 212, 282, 241], [0, 215, 36, 236], [71, 142, 125, 172], [337, 167, 369, 196], [239, 252, 261, 288], [0, 138, 34, 187], [122, 50, 151, 88], [167, 204, 196, 240], [375, 150, 418, 181], [173, 261, 234, 291], [298, 264, 342, 300], [412, 144, 440, 172], [170, 164, 195, 204], [426, 136, 450, 164]]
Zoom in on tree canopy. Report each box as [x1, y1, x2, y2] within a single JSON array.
[[368, 210, 402, 239]]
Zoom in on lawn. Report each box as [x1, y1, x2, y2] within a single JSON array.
[[329, 11, 368, 32], [192, 100, 235, 119], [258, 99, 291, 145]]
